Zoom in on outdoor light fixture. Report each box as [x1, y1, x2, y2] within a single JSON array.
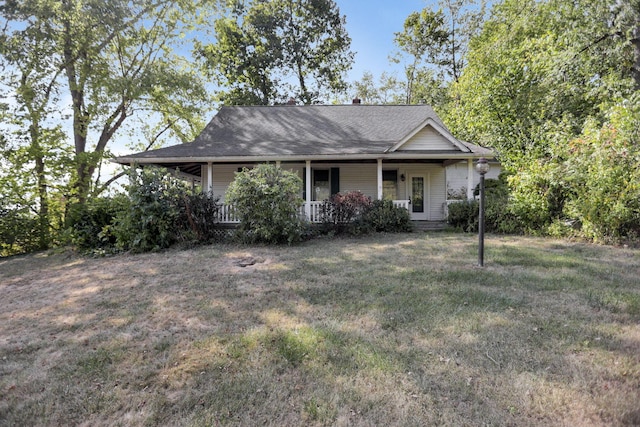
[[475, 158, 490, 267], [400, 173, 406, 182]]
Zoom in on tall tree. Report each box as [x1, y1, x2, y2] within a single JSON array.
[[1, 0, 213, 203], [1, 0, 215, 250], [446, 0, 640, 235], [611, 0, 640, 89], [393, 8, 448, 104], [198, 0, 354, 105], [447, 0, 636, 164], [392, 0, 485, 104], [352, 71, 404, 104], [438, 0, 487, 83]]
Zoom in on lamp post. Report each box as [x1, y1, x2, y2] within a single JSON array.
[[476, 158, 490, 267]]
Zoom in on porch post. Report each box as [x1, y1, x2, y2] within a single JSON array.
[[207, 162, 213, 194], [467, 159, 474, 200], [276, 160, 281, 168], [305, 160, 311, 218], [377, 158, 383, 200]]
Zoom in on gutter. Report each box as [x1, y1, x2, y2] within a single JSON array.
[[112, 151, 495, 165]]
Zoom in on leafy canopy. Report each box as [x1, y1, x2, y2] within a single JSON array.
[[198, 0, 354, 105]]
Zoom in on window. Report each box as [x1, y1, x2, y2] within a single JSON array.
[[383, 170, 398, 200], [313, 169, 330, 201], [303, 167, 339, 201]]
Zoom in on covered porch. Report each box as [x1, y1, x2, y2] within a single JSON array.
[[198, 157, 483, 223]]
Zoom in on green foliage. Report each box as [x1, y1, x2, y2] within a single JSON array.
[[320, 193, 412, 235], [65, 168, 223, 253], [0, 207, 41, 256], [111, 168, 222, 253], [66, 195, 128, 251], [1, 0, 214, 234], [352, 71, 405, 104], [442, 0, 639, 242], [446, 200, 478, 232], [393, 7, 449, 103], [197, 0, 354, 105], [447, 0, 632, 163], [226, 164, 305, 244], [504, 161, 563, 232], [447, 176, 525, 234], [180, 192, 224, 243], [112, 168, 184, 252], [361, 199, 413, 233], [561, 100, 640, 242]]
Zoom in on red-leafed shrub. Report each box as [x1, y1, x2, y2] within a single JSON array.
[[320, 191, 372, 228]]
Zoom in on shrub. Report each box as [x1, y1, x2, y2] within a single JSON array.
[[179, 192, 223, 243], [319, 191, 372, 234], [448, 175, 525, 234], [66, 195, 128, 251], [226, 164, 304, 244], [447, 200, 478, 232], [0, 207, 41, 256], [112, 167, 191, 252], [561, 101, 640, 243], [361, 199, 412, 233]]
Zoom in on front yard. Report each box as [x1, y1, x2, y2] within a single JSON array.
[[1, 234, 638, 426]]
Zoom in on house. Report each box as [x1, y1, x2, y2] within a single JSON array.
[[113, 102, 500, 223]]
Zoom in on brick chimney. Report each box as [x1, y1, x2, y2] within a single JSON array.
[[352, 98, 361, 104], [286, 97, 296, 105]]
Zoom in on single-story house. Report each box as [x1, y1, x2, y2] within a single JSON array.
[[114, 102, 500, 223]]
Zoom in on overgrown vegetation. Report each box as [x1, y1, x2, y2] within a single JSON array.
[[358, 0, 640, 244], [63, 167, 223, 254], [447, 175, 523, 234], [41, 169, 414, 255], [319, 191, 412, 235], [0, 206, 41, 255], [1, 234, 638, 425], [362, 199, 413, 233], [226, 164, 305, 244]]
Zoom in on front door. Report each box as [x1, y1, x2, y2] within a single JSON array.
[[410, 175, 428, 220]]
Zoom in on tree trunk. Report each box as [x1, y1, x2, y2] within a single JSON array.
[[631, 19, 640, 90], [29, 124, 50, 249]]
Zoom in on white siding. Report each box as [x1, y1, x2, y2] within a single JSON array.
[[446, 161, 471, 200], [202, 163, 258, 203], [396, 164, 447, 220], [428, 165, 447, 220], [399, 126, 458, 151], [445, 160, 502, 200], [339, 164, 378, 198]]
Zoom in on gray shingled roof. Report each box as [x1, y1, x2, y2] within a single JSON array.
[[117, 104, 459, 160]]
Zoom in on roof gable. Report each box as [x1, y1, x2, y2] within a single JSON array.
[[386, 118, 471, 153]]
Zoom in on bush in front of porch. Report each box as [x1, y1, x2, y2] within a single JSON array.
[[319, 191, 412, 235], [226, 164, 305, 244]]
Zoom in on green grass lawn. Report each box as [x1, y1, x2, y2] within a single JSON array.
[[1, 233, 639, 426]]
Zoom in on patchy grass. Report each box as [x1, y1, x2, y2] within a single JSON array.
[[1, 233, 639, 426]]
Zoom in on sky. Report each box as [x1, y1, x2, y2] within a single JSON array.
[[336, 0, 434, 85]]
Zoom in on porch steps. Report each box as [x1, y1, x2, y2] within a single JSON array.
[[411, 221, 447, 232]]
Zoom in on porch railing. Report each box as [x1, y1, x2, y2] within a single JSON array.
[[217, 204, 240, 223], [216, 199, 411, 224]]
